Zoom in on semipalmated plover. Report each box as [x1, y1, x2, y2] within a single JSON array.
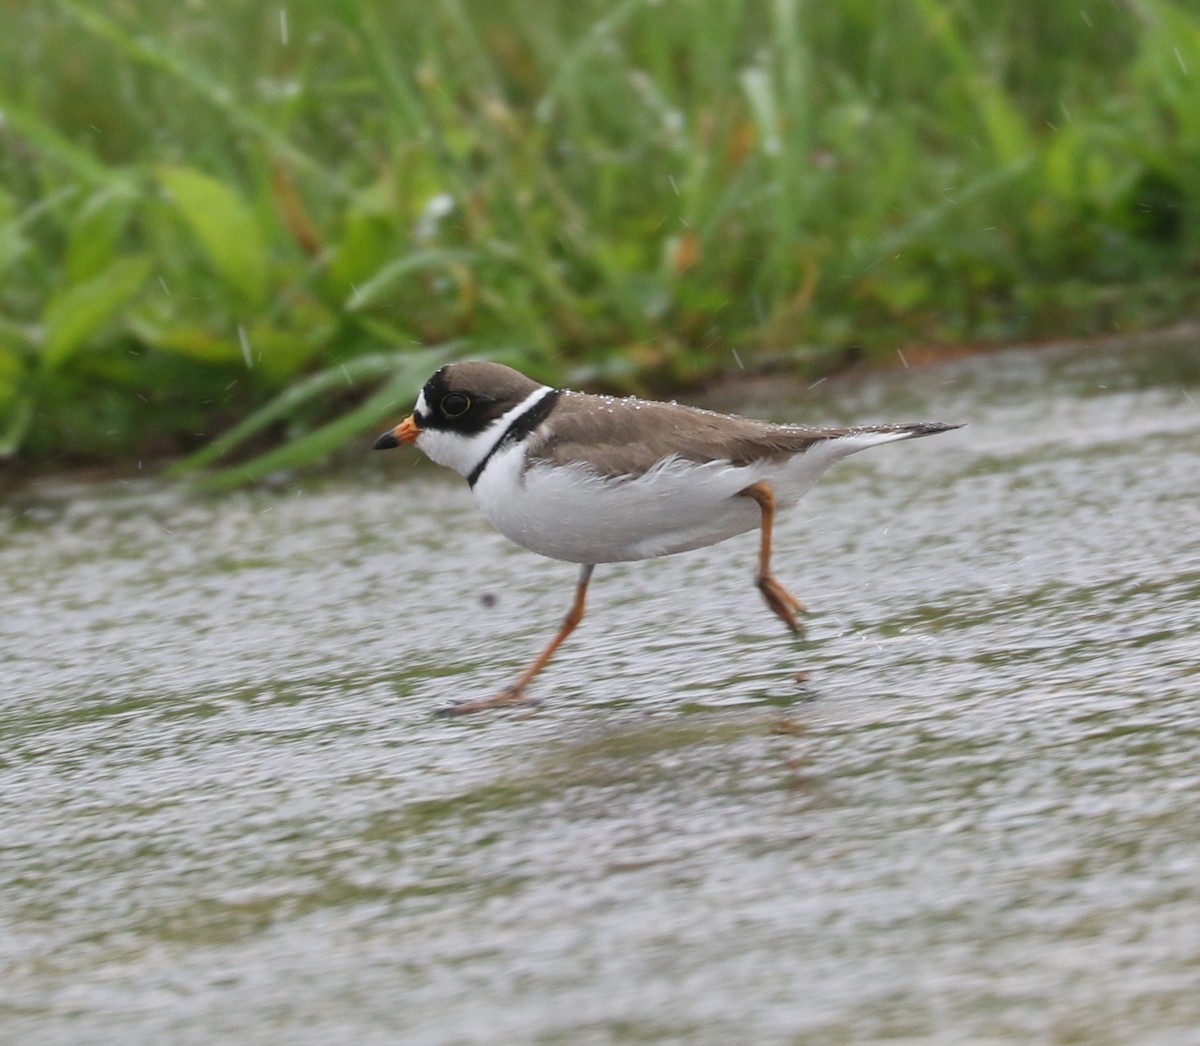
[[375, 361, 962, 714]]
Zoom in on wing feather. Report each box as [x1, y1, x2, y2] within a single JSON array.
[[525, 393, 849, 476]]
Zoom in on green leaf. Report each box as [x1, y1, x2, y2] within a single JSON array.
[[66, 186, 138, 284], [0, 189, 26, 281], [0, 396, 34, 459], [237, 315, 335, 383], [326, 207, 396, 300], [127, 318, 244, 365], [41, 255, 152, 372], [0, 338, 33, 458], [158, 165, 270, 305], [0, 340, 23, 406]]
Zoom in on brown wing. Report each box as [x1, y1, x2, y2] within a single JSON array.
[[524, 392, 846, 477]]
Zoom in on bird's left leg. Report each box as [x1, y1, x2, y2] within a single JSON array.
[[738, 481, 806, 634]]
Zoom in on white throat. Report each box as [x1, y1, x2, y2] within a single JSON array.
[[414, 384, 554, 481]]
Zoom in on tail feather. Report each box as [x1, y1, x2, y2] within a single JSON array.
[[849, 420, 965, 440], [798, 419, 964, 466]]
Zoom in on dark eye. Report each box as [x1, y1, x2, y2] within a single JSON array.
[[441, 392, 470, 418]]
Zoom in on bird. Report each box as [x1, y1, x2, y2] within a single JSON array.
[[374, 360, 962, 714]]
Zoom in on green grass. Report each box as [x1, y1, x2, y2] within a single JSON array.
[[2, 0, 1198, 478]]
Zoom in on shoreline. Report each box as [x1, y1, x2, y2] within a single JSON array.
[[4, 320, 1199, 499]]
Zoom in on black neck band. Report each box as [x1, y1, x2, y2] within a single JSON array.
[[468, 389, 561, 488]]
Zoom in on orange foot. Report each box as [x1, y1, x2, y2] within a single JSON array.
[[436, 687, 541, 717], [757, 574, 808, 635]]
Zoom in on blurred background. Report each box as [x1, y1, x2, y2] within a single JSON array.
[[1, 0, 1197, 478]]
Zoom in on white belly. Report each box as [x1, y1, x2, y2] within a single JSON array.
[[471, 444, 846, 564]]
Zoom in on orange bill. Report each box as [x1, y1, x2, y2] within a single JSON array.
[[372, 414, 421, 450]]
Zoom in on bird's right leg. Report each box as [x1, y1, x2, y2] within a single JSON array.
[[440, 564, 595, 715]]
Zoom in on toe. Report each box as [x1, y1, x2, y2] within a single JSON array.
[[435, 687, 539, 717]]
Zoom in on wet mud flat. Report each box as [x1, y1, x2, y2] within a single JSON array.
[[2, 339, 1199, 1043]]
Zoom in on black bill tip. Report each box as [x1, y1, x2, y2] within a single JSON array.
[[373, 430, 400, 450]]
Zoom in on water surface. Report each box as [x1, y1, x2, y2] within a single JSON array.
[[3, 339, 1199, 1043]]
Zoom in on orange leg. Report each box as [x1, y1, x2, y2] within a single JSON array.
[[441, 564, 595, 715], [739, 481, 806, 634]]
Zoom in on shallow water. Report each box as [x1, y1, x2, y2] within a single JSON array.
[[3, 339, 1199, 1044]]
